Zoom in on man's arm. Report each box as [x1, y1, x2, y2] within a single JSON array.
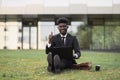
[[45, 32, 53, 54], [45, 44, 50, 54], [73, 36, 81, 59]]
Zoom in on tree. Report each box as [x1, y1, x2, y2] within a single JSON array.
[[76, 24, 92, 49]]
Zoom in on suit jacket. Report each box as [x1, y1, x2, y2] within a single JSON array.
[[46, 33, 81, 64]]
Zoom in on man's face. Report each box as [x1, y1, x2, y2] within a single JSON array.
[[58, 23, 68, 35]]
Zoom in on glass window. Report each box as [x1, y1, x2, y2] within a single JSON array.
[[92, 26, 104, 49], [39, 22, 55, 41], [105, 18, 114, 26], [70, 21, 84, 35], [112, 26, 120, 49], [38, 21, 55, 49], [31, 27, 37, 49], [113, 18, 120, 26], [23, 27, 30, 49], [104, 26, 115, 49], [6, 22, 19, 49], [0, 22, 5, 49]]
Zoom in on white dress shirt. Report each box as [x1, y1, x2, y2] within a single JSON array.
[[47, 33, 67, 47]]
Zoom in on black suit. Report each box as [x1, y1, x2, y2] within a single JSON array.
[[46, 33, 81, 68]]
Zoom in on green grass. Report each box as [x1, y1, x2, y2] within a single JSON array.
[[0, 50, 120, 80]]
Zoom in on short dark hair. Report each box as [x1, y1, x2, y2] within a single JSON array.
[[56, 17, 69, 25]]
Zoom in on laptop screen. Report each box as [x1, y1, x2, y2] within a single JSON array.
[[50, 47, 73, 60]]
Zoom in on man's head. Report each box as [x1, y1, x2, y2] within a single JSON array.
[[57, 17, 69, 35]]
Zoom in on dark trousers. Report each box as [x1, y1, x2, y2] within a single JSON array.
[[52, 54, 73, 70]]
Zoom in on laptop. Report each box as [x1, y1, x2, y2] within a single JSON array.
[[50, 46, 73, 60]]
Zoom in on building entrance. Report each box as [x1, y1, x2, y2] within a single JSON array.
[[22, 19, 38, 49]]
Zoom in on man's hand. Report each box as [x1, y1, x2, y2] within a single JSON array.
[[48, 32, 53, 44], [73, 54, 79, 59]]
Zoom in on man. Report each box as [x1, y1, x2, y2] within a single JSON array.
[[46, 17, 91, 73]]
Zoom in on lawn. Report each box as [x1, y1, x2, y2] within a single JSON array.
[[0, 50, 120, 80]]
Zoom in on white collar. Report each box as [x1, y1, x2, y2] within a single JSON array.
[[60, 33, 67, 38]]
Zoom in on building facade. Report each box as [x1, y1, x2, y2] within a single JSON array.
[[0, 0, 120, 50]]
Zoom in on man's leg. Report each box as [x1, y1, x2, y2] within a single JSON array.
[[61, 59, 73, 69], [47, 52, 53, 72], [54, 55, 65, 73]]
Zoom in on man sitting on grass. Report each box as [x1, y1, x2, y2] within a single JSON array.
[[46, 17, 92, 73]]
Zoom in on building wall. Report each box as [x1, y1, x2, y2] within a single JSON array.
[[0, 0, 120, 14]]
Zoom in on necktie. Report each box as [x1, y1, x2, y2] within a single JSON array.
[[61, 37, 65, 45]]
